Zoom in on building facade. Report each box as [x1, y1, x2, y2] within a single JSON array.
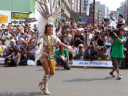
[[95, 1, 109, 18], [0, 0, 35, 13], [61, 0, 71, 20], [71, 0, 93, 21], [94, 1, 109, 25], [95, 6, 102, 25], [0, 0, 35, 25]]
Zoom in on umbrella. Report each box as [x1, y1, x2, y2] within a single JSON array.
[[25, 18, 37, 23]]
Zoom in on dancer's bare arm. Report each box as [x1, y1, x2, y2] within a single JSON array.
[[35, 42, 43, 54]]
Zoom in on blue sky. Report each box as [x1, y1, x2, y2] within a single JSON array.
[[96, 0, 125, 11]]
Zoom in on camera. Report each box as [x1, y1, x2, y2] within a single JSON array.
[[107, 28, 119, 37], [97, 32, 100, 35], [20, 46, 24, 50], [64, 34, 67, 36], [85, 29, 88, 33]]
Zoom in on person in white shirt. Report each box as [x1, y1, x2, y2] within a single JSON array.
[[109, 12, 116, 22], [117, 14, 125, 28], [104, 32, 112, 59], [104, 18, 111, 30], [87, 30, 94, 46], [63, 28, 72, 45], [56, 27, 62, 39], [2, 29, 12, 47], [0, 39, 7, 57]]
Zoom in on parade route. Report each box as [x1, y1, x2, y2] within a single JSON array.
[[0, 66, 128, 96]]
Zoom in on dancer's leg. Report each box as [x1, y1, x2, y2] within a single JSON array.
[[39, 55, 51, 95]]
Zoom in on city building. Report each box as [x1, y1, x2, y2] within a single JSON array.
[[112, 1, 125, 23], [95, 6, 102, 25], [61, 0, 71, 20], [114, 0, 128, 24], [94, 1, 109, 25], [71, 0, 93, 22], [95, 1, 109, 18], [0, 0, 35, 25], [111, 10, 119, 20]]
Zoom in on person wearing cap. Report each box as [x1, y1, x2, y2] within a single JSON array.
[[74, 28, 84, 47], [17, 30, 24, 39], [104, 17, 111, 29], [2, 28, 12, 47], [2, 26, 7, 31], [1, 24, 5, 29], [76, 44, 85, 59], [29, 30, 37, 45], [117, 14, 125, 29], [56, 27, 62, 39], [9, 39, 19, 54], [16, 27, 23, 41], [63, 27, 72, 45], [5, 46, 20, 67], [110, 28, 127, 80]]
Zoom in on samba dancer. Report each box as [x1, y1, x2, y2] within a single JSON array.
[[35, 24, 72, 95], [35, 0, 72, 95]]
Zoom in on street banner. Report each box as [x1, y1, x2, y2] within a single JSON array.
[[0, 15, 8, 23], [72, 60, 113, 67], [11, 12, 29, 20], [0, 10, 11, 25]]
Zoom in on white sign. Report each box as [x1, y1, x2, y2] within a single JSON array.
[[0, 10, 11, 25], [72, 60, 113, 67], [0, 58, 5, 64]]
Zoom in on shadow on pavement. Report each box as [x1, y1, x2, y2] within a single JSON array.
[[0, 92, 43, 96], [63, 77, 114, 82]]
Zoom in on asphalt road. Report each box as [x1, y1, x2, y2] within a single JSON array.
[[0, 66, 128, 96]]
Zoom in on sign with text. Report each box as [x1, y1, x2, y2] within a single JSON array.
[[11, 20, 26, 25], [11, 12, 29, 20], [0, 15, 8, 23], [0, 10, 11, 25], [72, 60, 113, 67]]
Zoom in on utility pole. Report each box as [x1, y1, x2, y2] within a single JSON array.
[[98, 9, 99, 25], [79, 0, 82, 21], [93, 0, 95, 25]]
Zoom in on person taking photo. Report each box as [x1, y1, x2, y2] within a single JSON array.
[[110, 28, 127, 80]]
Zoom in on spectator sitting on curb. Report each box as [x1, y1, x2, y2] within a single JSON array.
[[55, 46, 70, 70]]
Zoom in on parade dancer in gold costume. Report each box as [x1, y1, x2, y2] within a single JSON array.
[[35, 0, 72, 95], [35, 24, 72, 95]]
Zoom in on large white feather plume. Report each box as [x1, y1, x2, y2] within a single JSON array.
[[35, 0, 65, 63], [36, 0, 65, 37]]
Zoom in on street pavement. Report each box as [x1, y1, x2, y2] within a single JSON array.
[[0, 66, 128, 96]]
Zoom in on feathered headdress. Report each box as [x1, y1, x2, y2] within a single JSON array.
[[36, 0, 65, 37], [34, 0, 65, 63]]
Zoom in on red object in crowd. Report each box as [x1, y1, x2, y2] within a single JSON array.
[[71, 29, 77, 33], [29, 38, 35, 45]]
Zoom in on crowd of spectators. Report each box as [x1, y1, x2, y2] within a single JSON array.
[[0, 13, 128, 68], [0, 23, 38, 66]]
